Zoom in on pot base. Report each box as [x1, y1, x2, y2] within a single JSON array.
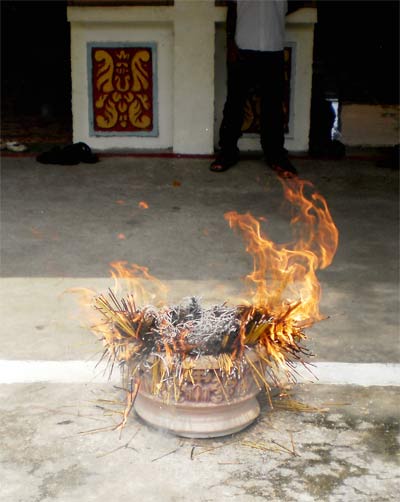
[[134, 392, 260, 438]]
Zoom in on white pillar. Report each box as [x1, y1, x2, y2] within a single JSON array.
[[173, 0, 216, 154], [285, 8, 317, 152]]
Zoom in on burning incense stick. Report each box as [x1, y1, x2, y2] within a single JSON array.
[[77, 177, 338, 432]]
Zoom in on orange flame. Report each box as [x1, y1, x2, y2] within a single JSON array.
[[138, 201, 149, 209], [225, 177, 338, 325], [109, 260, 168, 307]]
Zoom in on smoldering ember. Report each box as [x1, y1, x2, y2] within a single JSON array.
[[75, 176, 339, 438]]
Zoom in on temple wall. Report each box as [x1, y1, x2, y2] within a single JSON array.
[[68, 2, 317, 154]]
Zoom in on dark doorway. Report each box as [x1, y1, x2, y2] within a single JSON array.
[[314, 0, 399, 104], [1, 0, 72, 149], [309, 0, 399, 155]]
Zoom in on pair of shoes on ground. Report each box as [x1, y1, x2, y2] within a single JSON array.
[[36, 142, 99, 165], [210, 152, 298, 177]]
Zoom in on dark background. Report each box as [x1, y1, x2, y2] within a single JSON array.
[[313, 0, 399, 104]]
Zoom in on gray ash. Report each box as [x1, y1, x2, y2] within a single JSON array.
[[151, 297, 241, 356]]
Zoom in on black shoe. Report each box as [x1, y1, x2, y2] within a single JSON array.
[[267, 155, 298, 177], [36, 142, 99, 165]]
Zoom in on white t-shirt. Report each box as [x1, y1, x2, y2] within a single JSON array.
[[235, 0, 288, 52]]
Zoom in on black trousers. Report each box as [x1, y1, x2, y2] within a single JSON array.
[[219, 50, 285, 163]]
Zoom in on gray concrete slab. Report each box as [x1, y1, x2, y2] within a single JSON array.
[[0, 155, 398, 363], [0, 383, 398, 501], [1, 154, 399, 501]]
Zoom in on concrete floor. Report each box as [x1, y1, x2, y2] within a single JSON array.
[[0, 152, 399, 500], [0, 383, 399, 502]]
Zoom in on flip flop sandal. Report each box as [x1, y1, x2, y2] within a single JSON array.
[[6, 141, 28, 152], [209, 157, 238, 172], [269, 160, 298, 178]]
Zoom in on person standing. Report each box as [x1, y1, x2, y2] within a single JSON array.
[[211, 0, 297, 176]]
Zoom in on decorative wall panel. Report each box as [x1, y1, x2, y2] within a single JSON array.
[[88, 43, 158, 136]]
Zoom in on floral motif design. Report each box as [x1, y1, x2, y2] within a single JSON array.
[[92, 47, 153, 132]]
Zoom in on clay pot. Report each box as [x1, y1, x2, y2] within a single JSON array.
[[133, 349, 265, 438]]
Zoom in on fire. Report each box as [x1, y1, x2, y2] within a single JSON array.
[[225, 177, 338, 325], [76, 176, 338, 429], [109, 260, 168, 307], [138, 201, 149, 209]]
